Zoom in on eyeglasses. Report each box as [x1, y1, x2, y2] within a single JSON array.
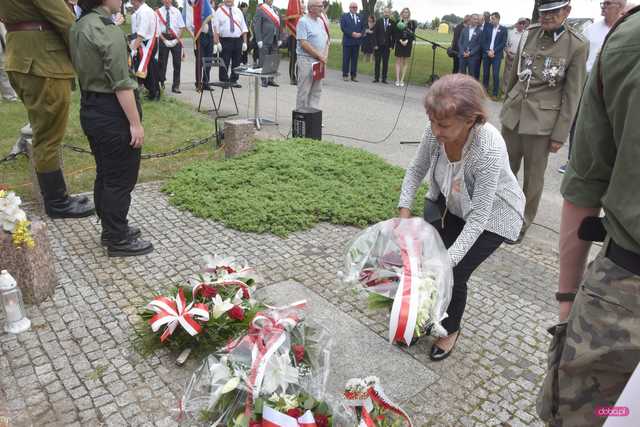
[[600, 1, 621, 7], [349, 6, 358, 9]]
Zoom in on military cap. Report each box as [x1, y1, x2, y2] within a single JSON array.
[[539, 0, 571, 12]]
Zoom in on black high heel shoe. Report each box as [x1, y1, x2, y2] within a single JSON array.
[[429, 330, 461, 362]]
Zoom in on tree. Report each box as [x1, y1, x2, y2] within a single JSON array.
[[374, 0, 392, 18], [327, 1, 343, 21], [441, 13, 463, 26], [361, 0, 378, 16], [431, 17, 441, 30]]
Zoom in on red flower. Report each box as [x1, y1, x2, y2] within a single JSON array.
[[314, 414, 329, 427], [292, 344, 305, 364], [228, 305, 245, 321], [242, 287, 251, 299], [199, 285, 218, 298], [286, 408, 303, 418], [249, 421, 261, 427], [377, 415, 386, 422]]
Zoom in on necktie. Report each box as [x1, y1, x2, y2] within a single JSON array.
[[229, 6, 235, 33], [352, 14, 356, 24], [384, 19, 388, 30], [166, 7, 170, 31]]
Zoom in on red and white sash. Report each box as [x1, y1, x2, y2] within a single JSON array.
[[262, 406, 317, 427], [259, 4, 280, 27], [219, 5, 243, 30], [156, 8, 184, 46], [320, 13, 330, 38], [135, 22, 158, 79]]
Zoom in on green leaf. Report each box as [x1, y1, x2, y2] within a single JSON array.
[[303, 396, 316, 410]]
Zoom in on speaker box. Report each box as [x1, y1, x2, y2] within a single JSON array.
[[292, 108, 322, 140]]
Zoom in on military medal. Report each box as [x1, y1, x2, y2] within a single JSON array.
[[542, 57, 566, 87]]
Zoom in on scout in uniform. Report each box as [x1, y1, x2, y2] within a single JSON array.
[[500, 0, 588, 243], [537, 6, 640, 426], [70, 0, 154, 257], [0, 0, 95, 219], [253, 0, 281, 87]]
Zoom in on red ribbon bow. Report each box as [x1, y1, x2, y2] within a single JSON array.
[[148, 288, 209, 342]]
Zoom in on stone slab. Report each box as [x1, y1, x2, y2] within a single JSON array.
[[257, 280, 438, 403]]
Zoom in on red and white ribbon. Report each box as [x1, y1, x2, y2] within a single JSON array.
[[368, 382, 413, 427], [389, 230, 422, 346], [148, 288, 209, 342], [259, 3, 281, 27], [262, 406, 317, 427]]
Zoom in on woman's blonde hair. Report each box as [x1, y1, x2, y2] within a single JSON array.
[[423, 74, 488, 124], [401, 7, 411, 19]]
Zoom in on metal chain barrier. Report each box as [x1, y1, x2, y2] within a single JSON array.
[[0, 152, 27, 164]]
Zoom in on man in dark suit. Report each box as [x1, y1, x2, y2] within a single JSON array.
[[481, 12, 507, 98], [373, 6, 393, 83], [458, 14, 482, 78], [450, 16, 468, 73], [340, 1, 364, 82]]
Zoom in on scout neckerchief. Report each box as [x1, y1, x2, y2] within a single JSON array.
[[219, 5, 243, 31], [259, 3, 280, 27], [156, 7, 184, 47]]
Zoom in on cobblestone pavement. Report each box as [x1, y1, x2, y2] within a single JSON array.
[[0, 182, 562, 426]]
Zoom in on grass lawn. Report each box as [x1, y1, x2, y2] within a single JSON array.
[[0, 94, 215, 201], [164, 138, 427, 236]]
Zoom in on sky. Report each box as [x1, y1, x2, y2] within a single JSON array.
[[272, 0, 603, 25]]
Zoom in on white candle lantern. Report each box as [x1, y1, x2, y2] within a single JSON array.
[[0, 270, 31, 334]]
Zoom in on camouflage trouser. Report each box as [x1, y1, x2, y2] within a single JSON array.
[[537, 248, 640, 426]]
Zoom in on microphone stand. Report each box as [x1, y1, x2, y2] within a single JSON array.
[[399, 35, 454, 145]]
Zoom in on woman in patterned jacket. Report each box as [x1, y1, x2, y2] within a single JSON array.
[[398, 74, 525, 361]]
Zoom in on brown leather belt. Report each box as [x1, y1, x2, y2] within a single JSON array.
[[5, 21, 55, 32]]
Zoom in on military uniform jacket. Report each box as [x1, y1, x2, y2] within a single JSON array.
[[500, 23, 588, 142], [0, 0, 75, 79]]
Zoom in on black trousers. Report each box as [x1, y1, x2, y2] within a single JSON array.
[[374, 45, 390, 81], [136, 41, 160, 97], [220, 37, 242, 82], [200, 33, 214, 85], [80, 92, 142, 241], [452, 55, 460, 73], [288, 35, 297, 82], [158, 39, 182, 88], [425, 195, 505, 334]]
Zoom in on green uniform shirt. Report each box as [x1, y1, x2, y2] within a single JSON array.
[[561, 11, 640, 254], [0, 0, 75, 78], [69, 7, 137, 93]]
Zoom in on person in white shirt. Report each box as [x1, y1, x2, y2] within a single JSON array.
[[131, 0, 161, 100], [213, 0, 248, 87], [503, 18, 527, 94], [157, 0, 186, 93]]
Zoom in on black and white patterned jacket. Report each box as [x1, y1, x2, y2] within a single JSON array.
[[398, 122, 525, 266]]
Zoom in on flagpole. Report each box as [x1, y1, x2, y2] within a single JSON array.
[[195, 36, 202, 91]]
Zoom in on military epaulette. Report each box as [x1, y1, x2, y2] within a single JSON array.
[[99, 16, 115, 26], [566, 25, 587, 42], [527, 22, 541, 30]]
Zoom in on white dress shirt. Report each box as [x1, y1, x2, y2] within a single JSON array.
[[489, 26, 498, 50], [158, 5, 185, 35], [583, 19, 610, 73], [213, 5, 248, 38], [133, 3, 158, 41], [468, 26, 476, 41]]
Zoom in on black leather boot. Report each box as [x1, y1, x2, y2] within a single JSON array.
[[36, 170, 95, 219], [107, 237, 154, 257], [101, 226, 141, 246]]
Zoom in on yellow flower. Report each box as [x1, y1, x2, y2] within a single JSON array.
[[11, 220, 35, 249]]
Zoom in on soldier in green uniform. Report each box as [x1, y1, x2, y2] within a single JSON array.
[[500, 0, 587, 243], [0, 0, 95, 218], [69, 0, 154, 257], [537, 6, 640, 426]]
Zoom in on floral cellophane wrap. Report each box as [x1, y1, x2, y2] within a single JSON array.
[[342, 218, 453, 344], [180, 302, 336, 426]]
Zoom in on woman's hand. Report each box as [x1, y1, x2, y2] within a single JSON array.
[[398, 207, 412, 219], [130, 124, 144, 149]]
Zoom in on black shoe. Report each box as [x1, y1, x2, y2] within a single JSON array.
[[232, 82, 242, 88], [429, 330, 461, 362], [268, 81, 279, 87], [171, 87, 182, 94], [100, 226, 142, 246], [373, 79, 379, 83], [107, 237, 154, 257], [381, 80, 388, 84], [36, 171, 95, 219]]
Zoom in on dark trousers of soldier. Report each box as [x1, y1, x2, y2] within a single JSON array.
[[7, 72, 71, 173], [219, 37, 242, 83], [288, 35, 297, 83], [137, 41, 160, 98], [259, 43, 277, 85], [200, 32, 214, 85], [80, 92, 141, 241], [502, 126, 550, 233], [374, 45, 390, 81], [158, 40, 182, 90], [425, 195, 505, 334]]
